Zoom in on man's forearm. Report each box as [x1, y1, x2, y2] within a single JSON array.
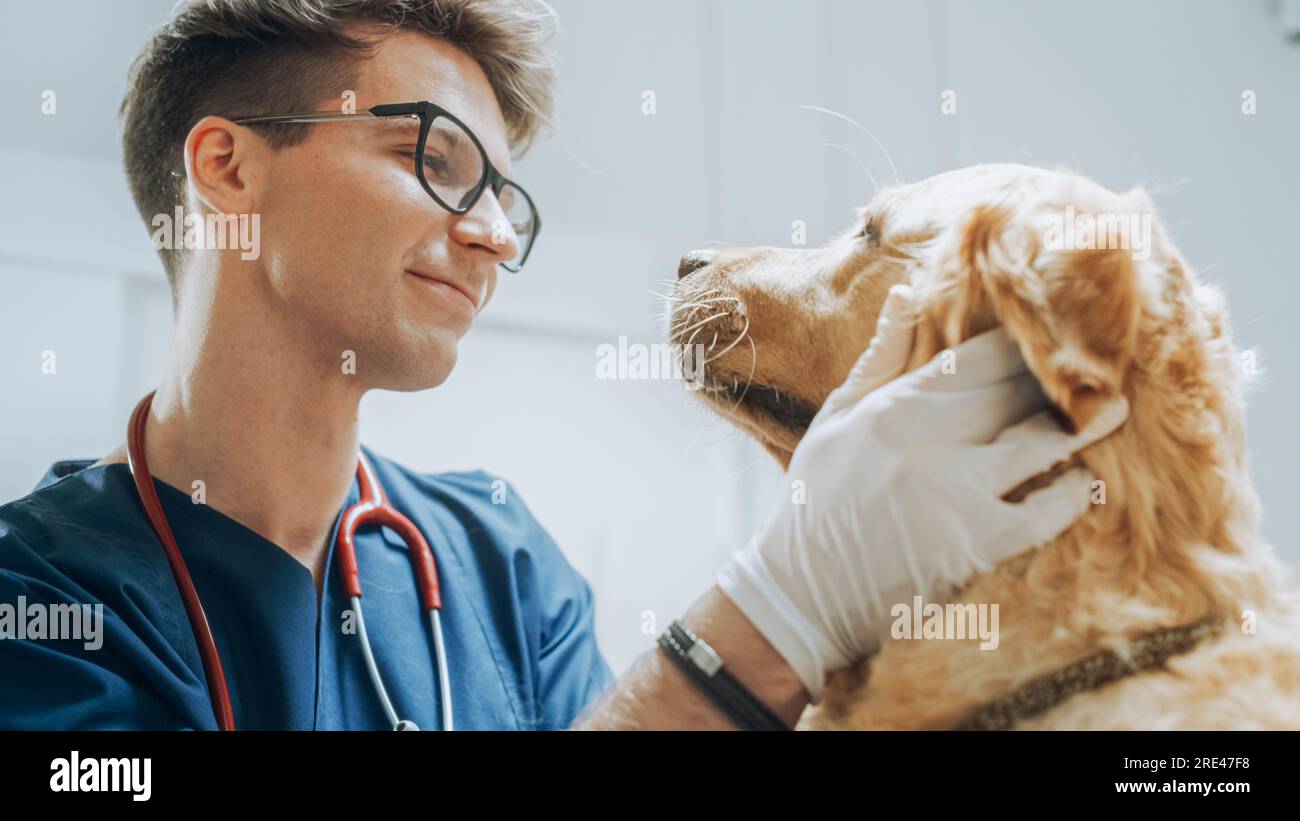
[[571, 584, 810, 730]]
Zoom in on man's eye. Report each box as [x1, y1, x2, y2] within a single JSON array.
[[416, 152, 453, 181], [400, 149, 455, 184]]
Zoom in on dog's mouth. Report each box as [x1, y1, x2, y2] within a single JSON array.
[[730, 381, 820, 431], [696, 370, 820, 451], [668, 284, 820, 458]]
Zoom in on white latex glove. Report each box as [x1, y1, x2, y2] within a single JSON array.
[[715, 284, 1130, 701]]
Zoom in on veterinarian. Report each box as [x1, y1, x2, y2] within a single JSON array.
[[0, 0, 1127, 731]]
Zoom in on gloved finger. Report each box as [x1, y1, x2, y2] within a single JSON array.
[[820, 283, 919, 417], [943, 371, 1049, 445], [989, 466, 1097, 560], [838, 368, 1048, 450], [906, 325, 1028, 393], [981, 397, 1130, 496]]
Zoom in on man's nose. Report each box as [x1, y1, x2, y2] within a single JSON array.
[[677, 249, 714, 279], [452, 190, 521, 262]]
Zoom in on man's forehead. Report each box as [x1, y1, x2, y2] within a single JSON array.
[[352, 29, 513, 171]]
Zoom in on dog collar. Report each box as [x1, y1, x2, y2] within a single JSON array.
[[951, 615, 1226, 730]]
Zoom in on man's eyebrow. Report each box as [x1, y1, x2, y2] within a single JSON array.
[[429, 126, 466, 150], [373, 116, 421, 134]]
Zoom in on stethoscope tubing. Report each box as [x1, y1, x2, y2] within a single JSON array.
[[430, 609, 453, 730], [352, 596, 454, 731], [127, 391, 237, 731], [126, 390, 452, 730]]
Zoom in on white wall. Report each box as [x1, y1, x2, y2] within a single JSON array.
[[2, 0, 1297, 677]]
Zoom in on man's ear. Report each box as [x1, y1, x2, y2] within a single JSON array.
[[183, 115, 255, 215], [934, 193, 1144, 433]]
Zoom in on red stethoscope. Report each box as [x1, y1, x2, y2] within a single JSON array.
[[125, 391, 454, 731]]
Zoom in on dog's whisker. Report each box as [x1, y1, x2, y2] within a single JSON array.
[[686, 295, 741, 304], [671, 299, 732, 313], [723, 436, 767, 477], [670, 302, 715, 323], [684, 324, 712, 359], [670, 298, 740, 325], [800, 103, 900, 185], [702, 312, 750, 365], [824, 142, 879, 195], [725, 335, 759, 416], [563, 146, 606, 177], [674, 311, 728, 338], [667, 317, 694, 337]]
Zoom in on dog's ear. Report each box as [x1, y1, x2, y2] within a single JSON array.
[[928, 188, 1149, 433]]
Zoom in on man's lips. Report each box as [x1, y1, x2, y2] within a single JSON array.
[[406, 270, 479, 312]]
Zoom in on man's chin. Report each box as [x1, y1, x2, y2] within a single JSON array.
[[388, 356, 457, 393], [358, 337, 458, 393]]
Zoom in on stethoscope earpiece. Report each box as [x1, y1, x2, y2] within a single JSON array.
[[395, 720, 420, 731]]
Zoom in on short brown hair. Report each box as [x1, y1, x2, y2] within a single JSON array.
[[119, 0, 557, 294]]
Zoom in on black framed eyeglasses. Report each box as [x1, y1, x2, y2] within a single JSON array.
[[230, 101, 540, 272]]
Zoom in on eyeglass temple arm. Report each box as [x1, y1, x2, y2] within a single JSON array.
[[230, 109, 417, 125]]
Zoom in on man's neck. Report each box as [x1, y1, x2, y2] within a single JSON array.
[[101, 274, 365, 594]]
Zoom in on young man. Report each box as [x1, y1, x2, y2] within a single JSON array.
[[0, 0, 1123, 730]]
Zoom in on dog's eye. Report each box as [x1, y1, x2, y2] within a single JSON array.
[[854, 218, 880, 246]]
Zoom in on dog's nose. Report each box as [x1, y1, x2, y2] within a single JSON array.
[[677, 250, 714, 279]]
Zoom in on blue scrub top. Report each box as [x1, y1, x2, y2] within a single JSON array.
[[0, 447, 615, 730]]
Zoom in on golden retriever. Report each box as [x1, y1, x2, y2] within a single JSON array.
[[669, 163, 1300, 729]]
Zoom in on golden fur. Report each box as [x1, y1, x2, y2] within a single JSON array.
[[670, 163, 1300, 729]]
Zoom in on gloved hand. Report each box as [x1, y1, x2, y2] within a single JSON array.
[[715, 284, 1129, 701]]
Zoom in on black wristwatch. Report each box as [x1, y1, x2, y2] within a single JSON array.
[[656, 619, 793, 731]]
